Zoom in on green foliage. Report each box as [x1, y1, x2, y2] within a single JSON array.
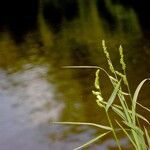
[[53, 40, 150, 150], [106, 79, 121, 111], [92, 40, 150, 150]]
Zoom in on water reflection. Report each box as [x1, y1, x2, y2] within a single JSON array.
[[0, 66, 64, 150], [0, 62, 133, 150], [49, 125, 131, 150], [0, 25, 150, 150]]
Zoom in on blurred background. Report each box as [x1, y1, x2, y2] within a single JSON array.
[[0, 0, 150, 150]]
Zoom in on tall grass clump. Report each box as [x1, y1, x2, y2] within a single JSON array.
[[53, 40, 150, 150]]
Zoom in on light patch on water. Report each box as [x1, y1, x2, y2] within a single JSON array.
[[0, 65, 64, 126], [0, 65, 64, 150]]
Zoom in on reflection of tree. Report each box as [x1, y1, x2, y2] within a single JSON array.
[[38, 0, 53, 48], [104, 0, 141, 36]]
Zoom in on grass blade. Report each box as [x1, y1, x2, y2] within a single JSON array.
[[106, 79, 122, 111], [123, 121, 144, 136], [52, 122, 112, 131], [144, 127, 150, 148], [135, 113, 150, 125], [74, 131, 110, 150], [112, 105, 125, 120], [113, 104, 150, 125], [116, 120, 137, 149], [132, 79, 150, 123], [137, 102, 150, 113]]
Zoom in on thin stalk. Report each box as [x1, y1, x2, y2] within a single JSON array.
[[123, 70, 133, 102], [118, 93, 132, 122], [105, 110, 122, 150]]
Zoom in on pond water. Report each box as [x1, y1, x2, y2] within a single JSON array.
[[0, 63, 131, 150], [0, 30, 150, 150]]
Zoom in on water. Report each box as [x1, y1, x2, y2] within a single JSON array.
[[0, 66, 64, 150], [0, 26, 150, 150], [0, 56, 134, 150]]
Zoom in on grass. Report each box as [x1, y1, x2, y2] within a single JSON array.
[[53, 40, 150, 150]]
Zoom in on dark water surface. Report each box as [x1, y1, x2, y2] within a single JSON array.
[[0, 31, 150, 150]]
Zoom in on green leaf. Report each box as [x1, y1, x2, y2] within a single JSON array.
[[74, 131, 110, 150], [123, 121, 144, 136], [113, 104, 150, 125], [136, 113, 150, 125], [112, 105, 125, 120], [106, 79, 122, 111], [51, 122, 112, 131], [144, 127, 150, 148], [132, 78, 150, 123], [116, 120, 137, 149], [118, 90, 130, 96], [109, 75, 118, 83], [137, 102, 150, 113]]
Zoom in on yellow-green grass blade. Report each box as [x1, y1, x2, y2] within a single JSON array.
[[117, 93, 132, 123], [123, 121, 147, 149], [137, 102, 150, 113], [144, 127, 150, 148], [116, 120, 137, 149], [113, 104, 150, 125], [73, 131, 110, 150], [118, 90, 130, 96], [123, 121, 144, 136], [132, 78, 150, 124], [106, 79, 122, 111], [52, 122, 112, 131], [112, 105, 126, 120]]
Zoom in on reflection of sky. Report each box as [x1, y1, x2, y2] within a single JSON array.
[[49, 125, 130, 150], [0, 65, 131, 150], [0, 65, 64, 150]]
